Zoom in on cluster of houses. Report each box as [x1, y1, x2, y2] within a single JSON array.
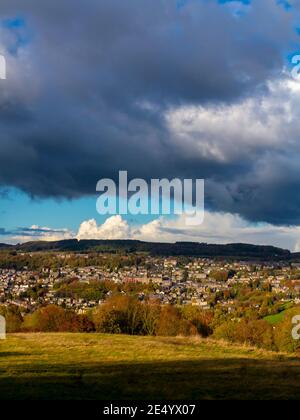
[[0, 255, 299, 313]]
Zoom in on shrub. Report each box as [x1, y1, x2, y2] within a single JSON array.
[[181, 305, 213, 337], [213, 321, 238, 342], [0, 305, 23, 332], [22, 305, 93, 332], [214, 319, 274, 350]]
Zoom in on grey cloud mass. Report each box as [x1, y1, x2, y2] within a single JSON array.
[[0, 0, 299, 224]]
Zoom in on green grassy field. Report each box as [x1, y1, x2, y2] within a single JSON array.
[[0, 333, 300, 400], [264, 303, 292, 325], [264, 311, 287, 325]]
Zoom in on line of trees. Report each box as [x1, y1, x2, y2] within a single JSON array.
[[92, 296, 212, 336], [0, 297, 213, 338], [1, 298, 300, 354]]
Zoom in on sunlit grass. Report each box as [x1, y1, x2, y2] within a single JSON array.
[[0, 333, 299, 400]]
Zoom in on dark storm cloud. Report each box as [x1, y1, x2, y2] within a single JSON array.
[[0, 0, 299, 224]]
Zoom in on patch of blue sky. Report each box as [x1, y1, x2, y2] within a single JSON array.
[[2, 17, 26, 29], [218, 0, 251, 5], [176, 0, 190, 10], [0, 188, 169, 236], [276, 0, 292, 11], [1, 16, 32, 55]]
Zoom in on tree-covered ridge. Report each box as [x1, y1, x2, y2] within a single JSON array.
[[0, 239, 293, 260]]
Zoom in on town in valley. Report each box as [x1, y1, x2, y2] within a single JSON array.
[[1, 251, 299, 317]]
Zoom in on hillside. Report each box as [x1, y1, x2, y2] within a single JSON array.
[[0, 239, 293, 260], [0, 333, 300, 400], [0, 243, 12, 249]]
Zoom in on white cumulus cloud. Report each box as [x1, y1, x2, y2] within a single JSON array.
[[75, 212, 300, 251], [77, 216, 131, 240]]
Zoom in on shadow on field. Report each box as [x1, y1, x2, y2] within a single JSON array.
[[0, 352, 30, 358], [0, 358, 300, 400]]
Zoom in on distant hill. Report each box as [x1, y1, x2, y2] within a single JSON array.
[[0, 239, 295, 260], [0, 243, 12, 249]]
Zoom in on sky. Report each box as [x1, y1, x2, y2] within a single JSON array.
[[1, 0, 300, 249]]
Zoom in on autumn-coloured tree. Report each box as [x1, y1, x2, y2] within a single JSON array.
[[0, 305, 23, 332], [155, 305, 197, 337], [211, 270, 229, 282], [93, 295, 144, 335], [22, 305, 93, 332], [141, 300, 161, 336], [213, 319, 274, 350], [181, 305, 213, 337]]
